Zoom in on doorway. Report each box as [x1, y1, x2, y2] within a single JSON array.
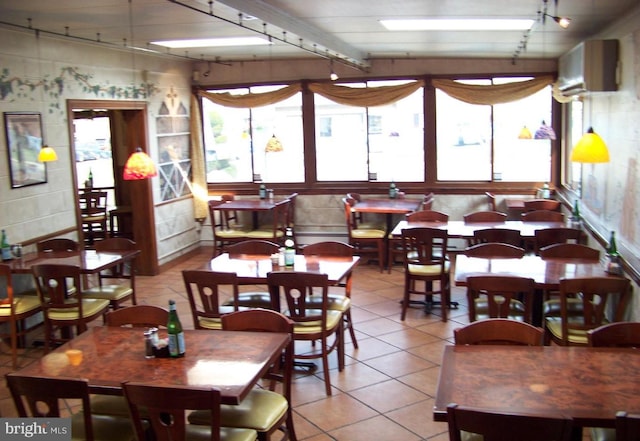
[[67, 100, 159, 275]]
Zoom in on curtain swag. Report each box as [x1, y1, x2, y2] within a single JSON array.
[[198, 84, 302, 108], [431, 75, 555, 105], [308, 80, 425, 107]]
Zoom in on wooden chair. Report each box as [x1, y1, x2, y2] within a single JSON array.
[[544, 277, 632, 346], [221, 240, 281, 309], [485, 191, 497, 211], [188, 309, 297, 441], [123, 382, 257, 441], [523, 198, 561, 212], [302, 241, 359, 349], [463, 210, 507, 223], [539, 243, 601, 320], [447, 403, 573, 441], [91, 304, 170, 419], [534, 227, 582, 254], [521, 209, 565, 222], [7, 374, 137, 441], [454, 318, 544, 346], [400, 227, 452, 322], [31, 264, 110, 352], [82, 237, 138, 309], [616, 411, 640, 441], [268, 271, 343, 396], [406, 209, 449, 222], [208, 199, 250, 257], [588, 322, 640, 348], [466, 276, 536, 324], [247, 198, 290, 244], [37, 238, 80, 252], [182, 270, 239, 330], [0, 264, 42, 369], [464, 242, 526, 258], [346, 192, 384, 230], [343, 197, 385, 272], [79, 190, 110, 246], [539, 243, 599, 259], [469, 228, 523, 247], [105, 304, 169, 328]]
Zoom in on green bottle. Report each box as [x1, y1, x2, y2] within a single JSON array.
[[1, 230, 11, 261], [259, 183, 267, 199], [389, 181, 397, 199], [87, 168, 94, 188], [167, 300, 186, 358], [607, 231, 619, 256], [606, 231, 622, 275], [572, 199, 580, 221]]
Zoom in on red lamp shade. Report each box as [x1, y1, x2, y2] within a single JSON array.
[[123, 147, 157, 180]]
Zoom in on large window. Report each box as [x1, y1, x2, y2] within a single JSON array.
[[436, 78, 553, 182], [203, 85, 303, 183], [315, 80, 424, 182]]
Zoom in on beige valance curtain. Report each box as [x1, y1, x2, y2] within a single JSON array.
[[198, 84, 302, 108], [431, 75, 555, 105], [308, 80, 425, 107], [189, 94, 208, 221]]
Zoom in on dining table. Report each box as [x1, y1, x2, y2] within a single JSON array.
[[434, 345, 640, 438], [218, 197, 288, 230], [12, 326, 290, 405], [350, 198, 423, 235], [205, 252, 359, 286]]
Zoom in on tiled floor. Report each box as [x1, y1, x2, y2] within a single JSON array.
[[0, 250, 482, 440]]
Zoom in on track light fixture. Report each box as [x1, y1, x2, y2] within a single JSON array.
[[329, 59, 339, 81], [542, 12, 571, 29]]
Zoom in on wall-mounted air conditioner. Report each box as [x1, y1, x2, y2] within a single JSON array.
[[557, 39, 618, 95]]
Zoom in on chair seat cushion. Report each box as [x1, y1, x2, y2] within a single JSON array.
[[290, 310, 342, 335], [71, 412, 137, 441], [305, 293, 351, 312], [590, 427, 615, 441], [217, 229, 250, 239], [223, 292, 272, 309], [185, 425, 257, 441], [83, 285, 133, 301], [475, 298, 525, 320], [408, 260, 450, 276], [352, 229, 385, 239], [0, 295, 41, 317], [189, 389, 288, 431], [542, 298, 584, 316], [245, 230, 285, 239], [544, 317, 604, 345], [48, 299, 110, 320]]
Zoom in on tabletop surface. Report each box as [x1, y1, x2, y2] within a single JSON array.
[[206, 253, 359, 284], [13, 326, 289, 405], [350, 198, 422, 214], [218, 198, 286, 211], [454, 253, 607, 288], [434, 345, 640, 427], [391, 220, 567, 238], [5, 249, 140, 274]]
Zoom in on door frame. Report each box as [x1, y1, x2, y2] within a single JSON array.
[[67, 99, 159, 275]]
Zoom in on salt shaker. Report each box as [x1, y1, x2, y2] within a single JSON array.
[[144, 330, 155, 359]]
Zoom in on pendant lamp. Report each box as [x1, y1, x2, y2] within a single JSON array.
[[123, 147, 158, 180], [570, 127, 610, 163], [265, 134, 283, 152], [518, 126, 532, 139], [37, 144, 58, 162]]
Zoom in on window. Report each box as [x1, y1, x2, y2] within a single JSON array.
[[564, 99, 583, 194], [436, 78, 553, 182], [203, 85, 303, 183], [314, 80, 424, 182]]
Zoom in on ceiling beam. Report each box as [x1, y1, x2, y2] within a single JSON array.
[[215, 0, 369, 69]]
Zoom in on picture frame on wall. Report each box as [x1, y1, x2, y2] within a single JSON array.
[[4, 112, 47, 188]]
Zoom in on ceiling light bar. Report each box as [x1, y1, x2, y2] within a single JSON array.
[[380, 19, 535, 31], [152, 36, 271, 49]]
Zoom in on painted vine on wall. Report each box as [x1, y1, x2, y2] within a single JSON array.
[[0, 66, 160, 113]]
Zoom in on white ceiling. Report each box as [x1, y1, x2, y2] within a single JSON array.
[[0, 0, 637, 71]]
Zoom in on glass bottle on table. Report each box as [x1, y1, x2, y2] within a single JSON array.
[[606, 231, 622, 275], [167, 300, 186, 357], [259, 183, 267, 199], [284, 227, 295, 267], [389, 181, 397, 199], [1, 230, 11, 261], [571, 199, 581, 226]]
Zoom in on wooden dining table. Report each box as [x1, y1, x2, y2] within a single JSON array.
[[5, 249, 140, 275], [351, 198, 422, 234], [454, 253, 608, 326], [12, 326, 290, 405], [390, 219, 566, 239], [218, 197, 288, 229], [206, 252, 359, 286], [434, 345, 640, 436]]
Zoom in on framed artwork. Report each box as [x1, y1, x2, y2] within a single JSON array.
[[4, 112, 47, 188]]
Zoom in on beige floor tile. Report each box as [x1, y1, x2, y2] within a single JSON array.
[[296, 393, 379, 432], [347, 379, 429, 413], [328, 415, 422, 441]]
